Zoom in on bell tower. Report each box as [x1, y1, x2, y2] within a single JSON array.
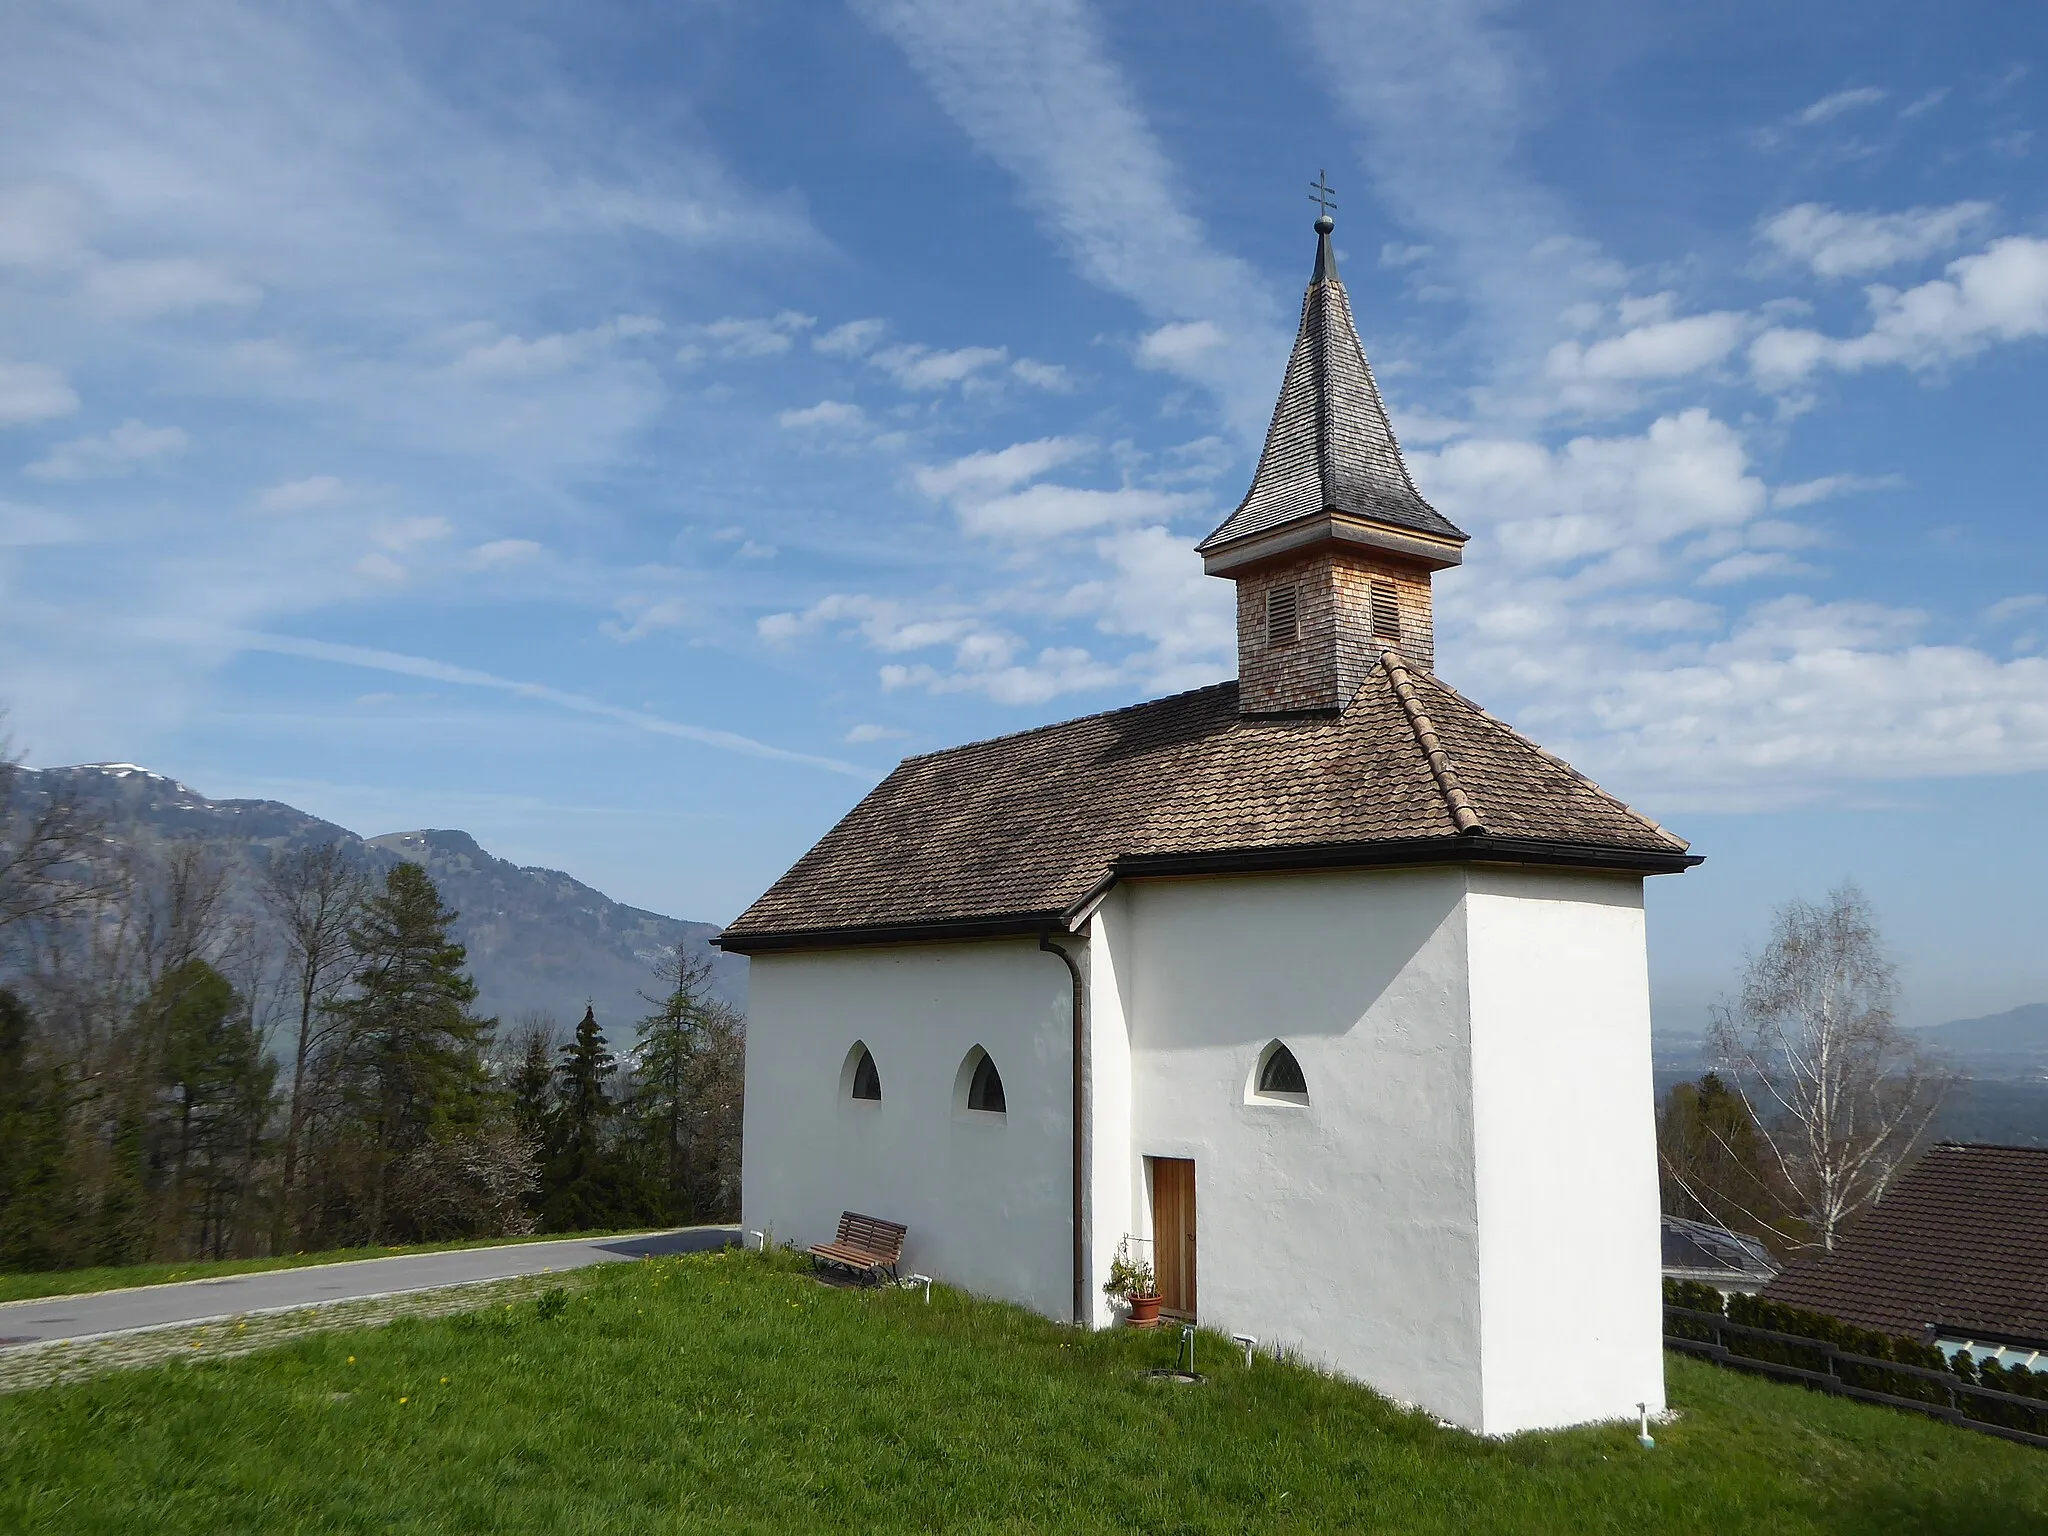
[[1198, 209, 1466, 713]]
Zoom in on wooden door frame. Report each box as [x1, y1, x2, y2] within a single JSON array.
[[1149, 1155, 1197, 1321]]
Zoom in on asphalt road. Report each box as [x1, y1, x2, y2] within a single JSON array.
[[0, 1228, 737, 1348]]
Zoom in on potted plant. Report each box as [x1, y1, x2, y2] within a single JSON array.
[[1103, 1238, 1161, 1328]]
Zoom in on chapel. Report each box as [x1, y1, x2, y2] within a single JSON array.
[[717, 209, 1699, 1435]]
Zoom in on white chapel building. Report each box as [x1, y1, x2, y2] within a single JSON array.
[[718, 211, 1699, 1436]]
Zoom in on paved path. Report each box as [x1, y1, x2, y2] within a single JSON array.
[[0, 1228, 736, 1348]]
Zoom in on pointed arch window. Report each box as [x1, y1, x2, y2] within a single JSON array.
[[967, 1051, 1007, 1114], [850, 1045, 881, 1101], [1253, 1041, 1309, 1105]]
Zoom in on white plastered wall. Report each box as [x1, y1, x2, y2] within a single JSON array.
[[1085, 891, 1136, 1330], [1465, 868, 1666, 1433], [740, 939, 1077, 1319], [1120, 867, 1488, 1428]]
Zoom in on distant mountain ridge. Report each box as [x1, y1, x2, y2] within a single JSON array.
[[6, 763, 743, 1033], [1915, 1003, 2048, 1075]]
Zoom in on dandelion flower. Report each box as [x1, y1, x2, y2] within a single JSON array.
[[347, 1356, 355, 1364], [440, 1376, 449, 1384], [399, 1396, 408, 1405]]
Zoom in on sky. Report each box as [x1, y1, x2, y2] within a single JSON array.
[[2, 0, 2045, 1032]]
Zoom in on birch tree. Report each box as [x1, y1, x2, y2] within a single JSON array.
[[1708, 883, 1947, 1250]]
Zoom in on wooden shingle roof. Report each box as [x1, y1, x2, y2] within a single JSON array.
[[1197, 219, 1466, 558], [1765, 1143, 2048, 1344], [718, 656, 1693, 952]]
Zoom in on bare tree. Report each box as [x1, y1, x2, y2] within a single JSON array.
[[260, 842, 368, 1247], [0, 720, 112, 939], [1708, 883, 1947, 1250]]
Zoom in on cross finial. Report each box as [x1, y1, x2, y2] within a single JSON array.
[[1309, 170, 1337, 220]]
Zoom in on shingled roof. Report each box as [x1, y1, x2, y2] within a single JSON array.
[[1764, 1143, 2048, 1345], [1197, 219, 1466, 558], [718, 654, 1693, 951]]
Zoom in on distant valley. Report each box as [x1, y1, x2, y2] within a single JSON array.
[[6, 764, 744, 1035], [1654, 1002, 2048, 1147]]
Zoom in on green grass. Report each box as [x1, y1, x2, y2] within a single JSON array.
[[0, 1230, 675, 1305], [3, 1247, 2045, 1534]]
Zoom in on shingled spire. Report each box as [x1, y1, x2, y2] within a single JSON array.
[[1202, 210, 1467, 712]]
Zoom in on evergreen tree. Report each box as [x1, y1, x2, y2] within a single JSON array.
[[0, 989, 78, 1271], [157, 960, 275, 1259], [325, 863, 493, 1241], [541, 1005, 639, 1230], [632, 949, 744, 1223]]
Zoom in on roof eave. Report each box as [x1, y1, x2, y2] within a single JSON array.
[[1199, 508, 1467, 576], [718, 833, 1701, 953]]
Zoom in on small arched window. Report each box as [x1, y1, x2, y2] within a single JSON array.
[[850, 1044, 881, 1102], [1254, 1041, 1308, 1104], [967, 1052, 1007, 1114]]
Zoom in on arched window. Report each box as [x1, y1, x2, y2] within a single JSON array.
[[850, 1044, 881, 1101], [841, 1040, 882, 1104], [1253, 1041, 1308, 1104], [967, 1051, 1007, 1114]]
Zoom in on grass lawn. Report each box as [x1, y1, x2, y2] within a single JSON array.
[[0, 1229, 680, 1305], [3, 1247, 2045, 1534]]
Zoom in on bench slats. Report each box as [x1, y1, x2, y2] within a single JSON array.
[[809, 1210, 907, 1281]]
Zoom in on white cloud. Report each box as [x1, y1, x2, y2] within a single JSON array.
[[1771, 473, 1903, 509], [777, 399, 868, 431], [1900, 88, 1949, 120], [855, 0, 1286, 437], [1136, 320, 1224, 372], [0, 500, 83, 546], [1792, 86, 1887, 126], [0, 183, 88, 267], [913, 437, 1090, 501], [956, 484, 1198, 539], [471, 537, 542, 567], [1417, 409, 1767, 576], [81, 256, 260, 316], [354, 551, 407, 583], [257, 475, 349, 512], [26, 419, 187, 479], [238, 632, 868, 777], [1986, 594, 2046, 624], [0, 360, 78, 425], [371, 516, 451, 553], [814, 318, 888, 356], [870, 342, 1007, 390], [1544, 311, 1746, 383], [602, 594, 689, 642], [844, 722, 910, 744], [1751, 235, 2048, 386], [1011, 357, 1073, 391], [1380, 242, 1432, 267], [1696, 551, 1813, 586], [699, 311, 813, 358], [1759, 201, 1994, 279], [452, 315, 663, 379]]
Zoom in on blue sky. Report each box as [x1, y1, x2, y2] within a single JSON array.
[[2, 0, 2044, 1030]]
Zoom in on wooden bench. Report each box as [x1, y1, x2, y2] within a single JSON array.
[[809, 1212, 908, 1285]]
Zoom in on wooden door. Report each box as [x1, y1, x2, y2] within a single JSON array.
[[1151, 1157, 1197, 1319]]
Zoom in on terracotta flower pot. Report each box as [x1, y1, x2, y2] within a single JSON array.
[[1127, 1292, 1162, 1328]]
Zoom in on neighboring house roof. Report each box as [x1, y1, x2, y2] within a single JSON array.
[[1764, 1143, 2048, 1344], [1196, 222, 1467, 557], [1662, 1215, 1779, 1288], [717, 655, 1694, 952]]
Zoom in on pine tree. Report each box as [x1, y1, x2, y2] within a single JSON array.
[[0, 989, 78, 1271], [633, 949, 744, 1223], [325, 863, 492, 1241], [157, 960, 276, 1259], [541, 1005, 628, 1230]]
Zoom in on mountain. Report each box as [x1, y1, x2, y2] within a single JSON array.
[[6, 763, 743, 1034], [1915, 1004, 2048, 1078]]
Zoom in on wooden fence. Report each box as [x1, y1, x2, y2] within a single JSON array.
[[1665, 1306, 2048, 1451]]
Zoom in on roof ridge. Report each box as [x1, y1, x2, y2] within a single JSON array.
[[1372, 648, 1485, 835], [896, 680, 1236, 765], [1410, 671, 1690, 852]]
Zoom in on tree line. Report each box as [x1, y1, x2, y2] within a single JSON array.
[[1657, 882, 1948, 1255], [0, 749, 742, 1274]]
